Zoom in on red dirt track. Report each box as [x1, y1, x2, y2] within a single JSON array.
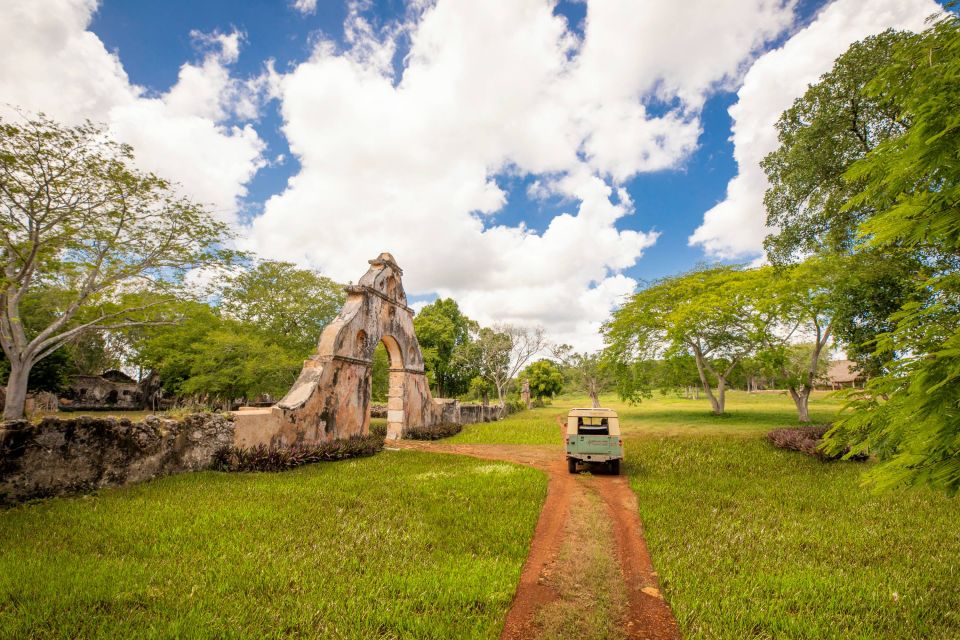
[[391, 436, 680, 640]]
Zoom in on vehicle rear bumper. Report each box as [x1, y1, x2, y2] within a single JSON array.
[[567, 453, 622, 463]]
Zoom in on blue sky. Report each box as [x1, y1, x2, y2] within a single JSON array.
[[2, 0, 945, 348], [87, 0, 822, 282]]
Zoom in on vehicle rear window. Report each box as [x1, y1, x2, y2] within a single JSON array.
[[576, 416, 609, 435]]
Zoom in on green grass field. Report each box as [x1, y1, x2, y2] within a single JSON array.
[[4, 390, 958, 639], [0, 451, 546, 639], [454, 390, 960, 639], [447, 405, 565, 445]]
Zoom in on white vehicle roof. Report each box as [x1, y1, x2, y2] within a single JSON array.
[[566, 408, 620, 435], [567, 407, 618, 417]]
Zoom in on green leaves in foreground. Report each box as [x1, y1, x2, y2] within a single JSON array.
[[822, 14, 960, 494]]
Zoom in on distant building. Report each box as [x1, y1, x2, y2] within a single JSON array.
[[822, 360, 866, 390], [58, 370, 141, 411]]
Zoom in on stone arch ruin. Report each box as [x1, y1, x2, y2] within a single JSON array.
[[233, 253, 457, 447]]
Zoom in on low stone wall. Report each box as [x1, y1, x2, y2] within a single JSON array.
[[0, 413, 234, 505], [459, 404, 500, 424]]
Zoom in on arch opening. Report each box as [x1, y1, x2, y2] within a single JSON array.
[[376, 335, 405, 440]]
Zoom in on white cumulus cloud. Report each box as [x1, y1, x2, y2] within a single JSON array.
[[689, 0, 941, 259], [0, 0, 268, 224], [245, 0, 798, 349]]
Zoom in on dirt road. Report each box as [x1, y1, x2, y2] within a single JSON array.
[[390, 439, 680, 640]]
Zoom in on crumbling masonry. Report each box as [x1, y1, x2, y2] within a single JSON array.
[[233, 253, 458, 447]]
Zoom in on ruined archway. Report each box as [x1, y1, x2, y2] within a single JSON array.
[[233, 253, 458, 447]]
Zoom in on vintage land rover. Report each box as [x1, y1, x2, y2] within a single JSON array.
[[565, 407, 623, 475]]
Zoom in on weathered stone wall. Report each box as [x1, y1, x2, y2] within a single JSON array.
[[236, 253, 460, 446], [0, 413, 234, 504], [58, 373, 141, 411], [459, 404, 498, 424]]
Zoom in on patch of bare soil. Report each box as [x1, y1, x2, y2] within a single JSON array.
[[391, 431, 680, 640]]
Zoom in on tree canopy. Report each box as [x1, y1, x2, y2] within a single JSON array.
[[604, 266, 772, 414], [0, 112, 234, 418], [413, 298, 477, 397], [218, 260, 343, 356], [820, 14, 960, 494], [520, 359, 564, 400]]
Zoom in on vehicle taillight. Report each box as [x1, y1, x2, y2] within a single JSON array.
[[618, 439, 623, 446]]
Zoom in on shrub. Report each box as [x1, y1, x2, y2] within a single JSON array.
[[212, 433, 384, 472], [504, 399, 527, 414], [370, 422, 387, 440], [767, 425, 868, 461], [404, 422, 463, 441]]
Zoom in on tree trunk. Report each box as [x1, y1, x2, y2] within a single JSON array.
[[3, 359, 31, 420], [692, 350, 722, 414], [788, 387, 812, 422], [589, 390, 600, 408], [716, 376, 727, 415], [700, 378, 721, 414], [495, 384, 505, 418]]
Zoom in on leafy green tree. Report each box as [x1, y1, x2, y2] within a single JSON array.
[[822, 14, 960, 493], [759, 29, 925, 384], [657, 354, 704, 398], [552, 345, 614, 408], [219, 260, 344, 356], [177, 324, 301, 407], [413, 298, 477, 397], [0, 112, 233, 418], [520, 360, 564, 400], [829, 249, 925, 379], [604, 266, 771, 415], [454, 324, 545, 413], [468, 375, 495, 403], [761, 30, 912, 265], [133, 301, 302, 406], [132, 302, 221, 395], [757, 258, 839, 422]]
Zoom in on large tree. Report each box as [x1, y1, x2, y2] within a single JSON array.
[[551, 345, 614, 408], [132, 301, 303, 407], [604, 266, 771, 415], [760, 29, 923, 380], [519, 359, 564, 401], [455, 324, 546, 414], [761, 30, 912, 265], [218, 260, 344, 356], [821, 14, 960, 494], [0, 113, 231, 418], [758, 258, 839, 422], [413, 298, 477, 397]]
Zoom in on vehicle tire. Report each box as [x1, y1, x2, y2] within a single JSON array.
[[608, 459, 620, 475], [567, 458, 578, 474]]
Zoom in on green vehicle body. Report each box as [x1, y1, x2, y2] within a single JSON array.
[[565, 408, 623, 475]]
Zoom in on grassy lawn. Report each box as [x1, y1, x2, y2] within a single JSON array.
[[0, 451, 547, 639], [628, 437, 960, 639], [455, 391, 960, 639], [447, 405, 565, 445], [450, 390, 844, 446]]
